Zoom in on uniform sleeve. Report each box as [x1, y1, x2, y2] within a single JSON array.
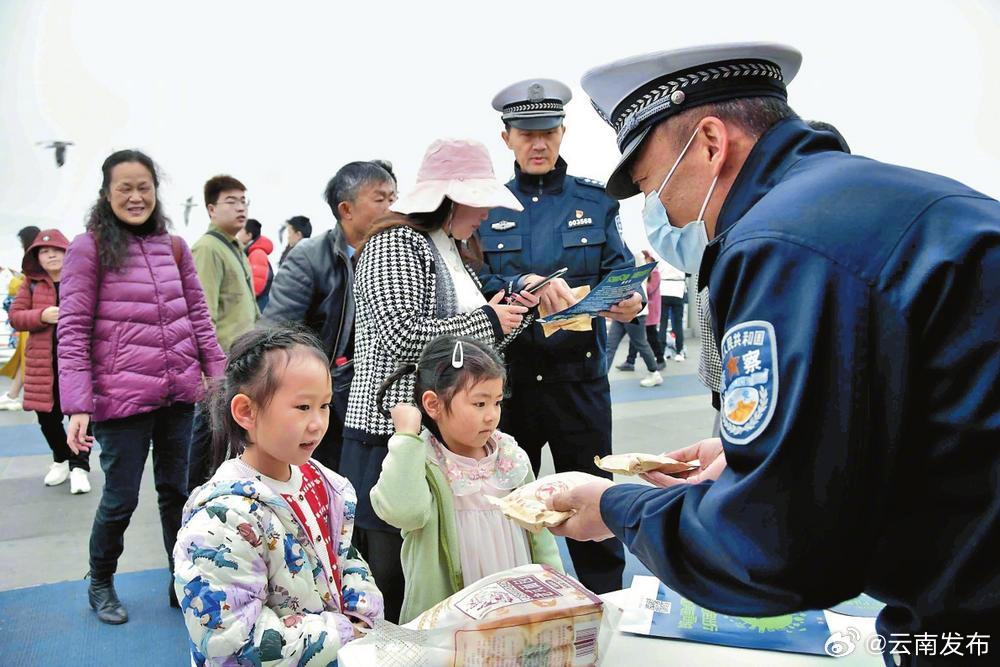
[[191, 240, 225, 328], [356, 228, 498, 361], [600, 237, 874, 616], [600, 201, 645, 307], [56, 234, 100, 416], [370, 433, 433, 532], [174, 502, 357, 665], [8, 280, 46, 332], [599, 201, 636, 278], [476, 257, 524, 299], [261, 243, 314, 326], [176, 238, 226, 379]]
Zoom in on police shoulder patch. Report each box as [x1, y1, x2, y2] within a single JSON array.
[[719, 320, 779, 445], [574, 176, 606, 188]]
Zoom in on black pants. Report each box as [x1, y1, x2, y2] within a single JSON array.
[[627, 325, 665, 365], [608, 317, 657, 373], [90, 403, 194, 577], [501, 375, 625, 594], [339, 433, 405, 620], [36, 377, 91, 471], [186, 402, 212, 494], [314, 362, 353, 473], [353, 526, 405, 624], [659, 296, 686, 354]]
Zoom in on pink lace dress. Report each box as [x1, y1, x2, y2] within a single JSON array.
[[429, 431, 534, 585]]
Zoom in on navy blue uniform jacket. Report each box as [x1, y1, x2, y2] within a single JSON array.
[[600, 119, 1000, 649], [478, 158, 635, 383]]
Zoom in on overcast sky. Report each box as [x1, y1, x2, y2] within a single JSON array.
[[1, 0, 997, 270]]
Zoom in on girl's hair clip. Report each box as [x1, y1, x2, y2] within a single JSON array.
[[451, 340, 464, 369]]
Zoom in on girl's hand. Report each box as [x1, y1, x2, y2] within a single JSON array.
[[390, 404, 423, 436], [41, 306, 59, 324], [67, 414, 95, 454]]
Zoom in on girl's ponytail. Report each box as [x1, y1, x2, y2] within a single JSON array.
[[380, 335, 507, 434], [376, 362, 418, 419]]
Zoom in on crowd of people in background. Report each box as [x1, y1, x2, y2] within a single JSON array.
[[0, 116, 651, 659], [0, 72, 680, 661]]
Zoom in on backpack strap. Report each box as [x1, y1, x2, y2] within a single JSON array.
[[170, 234, 183, 267], [206, 230, 255, 297]]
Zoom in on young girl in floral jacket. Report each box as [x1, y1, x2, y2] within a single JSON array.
[[371, 335, 563, 623], [173, 326, 383, 665]]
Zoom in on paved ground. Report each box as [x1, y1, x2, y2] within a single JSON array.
[[0, 339, 715, 594]]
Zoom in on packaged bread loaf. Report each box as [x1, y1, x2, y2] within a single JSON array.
[[594, 453, 700, 476], [486, 471, 596, 533], [338, 564, 604, 666]]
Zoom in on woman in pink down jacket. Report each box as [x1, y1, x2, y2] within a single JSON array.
[[58, 149, 226, 626]]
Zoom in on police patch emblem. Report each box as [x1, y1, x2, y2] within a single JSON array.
[[491, 220, 517, 231], [719, 320, 778, 445]]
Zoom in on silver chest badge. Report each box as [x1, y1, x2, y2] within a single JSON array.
[[491, 220, 517, 231]]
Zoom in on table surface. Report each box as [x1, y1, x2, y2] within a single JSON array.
[[597, 590, 885, 666]]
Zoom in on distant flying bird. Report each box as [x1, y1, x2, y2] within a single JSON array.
[[183, 196, 197, 227], [37, 141, 74, 168]]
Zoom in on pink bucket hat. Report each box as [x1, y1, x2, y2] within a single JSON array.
[[393, 139, 524, 214]]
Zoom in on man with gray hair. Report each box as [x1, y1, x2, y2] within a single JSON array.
[[263, 161, 396, 471]]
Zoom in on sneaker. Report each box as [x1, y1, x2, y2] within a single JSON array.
[[0, 393, 22, 411], [70, 468, 91, 494], [615, 362, 635, 372], [674, 351, 686, 362], [44, 461, 70, 486], [640, 371, 664, 387]]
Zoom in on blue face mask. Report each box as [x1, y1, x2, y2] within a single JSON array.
[[641, 127, 718, 273]]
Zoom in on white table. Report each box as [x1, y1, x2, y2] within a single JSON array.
[[597, 590, 884, 666]]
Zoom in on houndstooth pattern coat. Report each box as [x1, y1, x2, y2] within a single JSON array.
[[345, 225, 527, 440]]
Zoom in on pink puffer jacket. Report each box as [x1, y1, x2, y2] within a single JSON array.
[[57, 231, 226, 422]]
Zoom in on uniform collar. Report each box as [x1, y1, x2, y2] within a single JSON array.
[[513, 156, 568, 195], [715, 117, 848, 238]]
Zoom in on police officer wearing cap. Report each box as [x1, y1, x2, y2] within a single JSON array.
[[478, 78, 640, 594], [544, 43, 1000, 666]]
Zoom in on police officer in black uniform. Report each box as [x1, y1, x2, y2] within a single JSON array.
[[478, 79, 641, 594], [547, 43, 1000, 667]]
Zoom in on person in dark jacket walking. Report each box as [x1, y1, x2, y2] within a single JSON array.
[[59, 149, 226, 625], [9, 229, 92, 493], [549, 43, 1000, 667], [262, 161, 396, 471]]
